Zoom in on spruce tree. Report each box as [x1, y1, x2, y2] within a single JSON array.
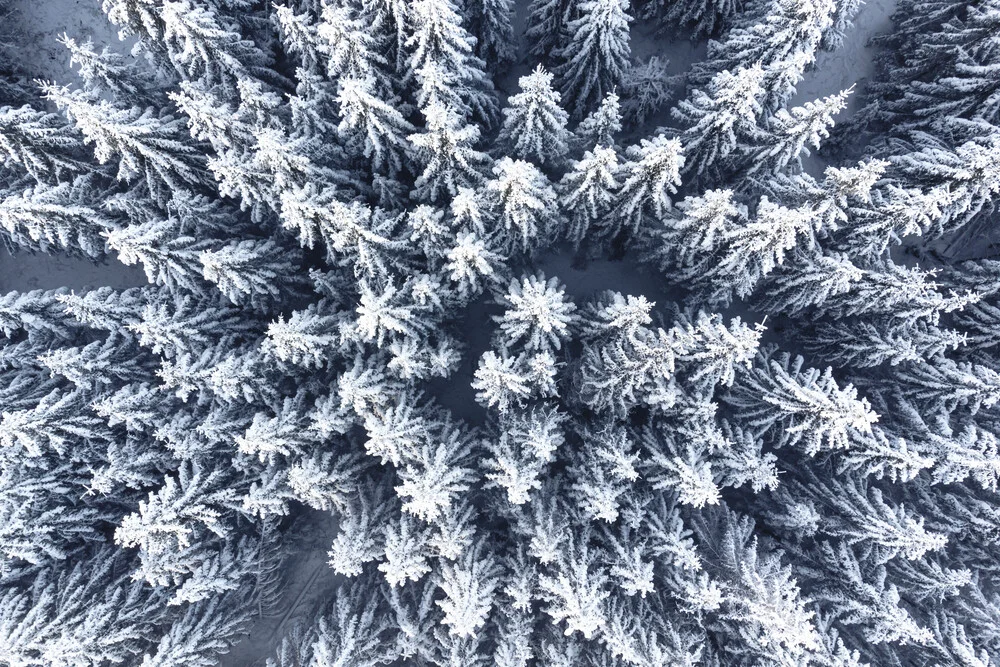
[[524, 0, 577, 62], [497, 65, 571, 167], [674, 64, 766, 176], [559, 145, 620, 245], [405, 0, 499, 126], [555, 0, 633, 119], [469, 0, 516, 73], [408, 101, 491, 203]]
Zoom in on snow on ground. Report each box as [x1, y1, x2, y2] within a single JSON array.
[[791, 0, 898, 113], [10, 0, 123, 84], [0, 248, 145, 293], [793, 0, 898, 174], [219, 510, 344, 667], [538, 246, 679, 305]]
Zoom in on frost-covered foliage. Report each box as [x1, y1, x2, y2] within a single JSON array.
[[0, 0, 997, 665]]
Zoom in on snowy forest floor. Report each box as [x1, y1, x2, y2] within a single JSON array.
[[217, 510, 343, 667], [7, 0, 896, 663]]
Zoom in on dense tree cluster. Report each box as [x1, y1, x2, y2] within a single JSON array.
[[0, 0, 998, 665]]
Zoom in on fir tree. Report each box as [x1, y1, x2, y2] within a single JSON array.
[[199, 238, 303, 310], [613, 134, 684, 239], [621, 56, 677, 126], [555, 0, 633, 119], [497, 65, 571, 167], [486, 157, 560, 253], [674, 64, 766, 176], [408, 101, 490, 203], [0, 105, 88, 182], [573, 90, 623, 150], [640, 0, 739, 38], [494, 273, 578, 353], [60, 35, 159, 103], [744, 86, 852, 175], [44, 85, 205, 203], [0, 177, 112, 258], [158, 0, 277, 88], [337, 80, 413, 175], [724, 346, 879, 455], [559, 144, 621, 245], [524, 0, 577, 62], [405, 0, 499, 126], [469, 0, 516, 74], [691, 0, 836, 92]]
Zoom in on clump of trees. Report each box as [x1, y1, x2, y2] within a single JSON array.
[[0, 0, 998, 665]]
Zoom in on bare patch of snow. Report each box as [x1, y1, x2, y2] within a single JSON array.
[[10, 0, 123, 84], [630, 22, 706, 80], [791, 0, 898, 112], [219, 510, 343, 667], [0, 248, 145, 293], [793, 0, 898, 175], [537, 246, 679, 305]]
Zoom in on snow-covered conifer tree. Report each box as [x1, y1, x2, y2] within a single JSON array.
[[697, 196, 817, 304], [888, 130, 1000, 236], [621, 56, 677, 125], [555, 0, 632, 118], [336, 77, 415, 176], [486, 157, 560, 253], [497, 65, 571, 167], [405, 0, 499, 125], [44, 85, 205, 202], [524, 0, 577, 62], [494, 273, 578, 353], [537, 529, 610, 638], [473, 350, 533, 413], [674, 64, 766, 176], [612, 135, 684, 238], [692, 510, 822, 664], [0, 177, 112, 258], [639, 0, 738, 38], [104, 219, 212, 292], [0, 105, 88, 182], [199, 238, 303, 309], [691, 0, 836, 92], [408, 101, 490, 203], [60, 35, 158, 103], [559, 145, 620, 245], [575, 299, 680, 415], [445, 230, 502, 299], [744, 87, 852, 175], [724, 347, 879, 455], [469, 0, 516, 73], [573, 90, 623, 149], [158, 0, 277, 88]]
